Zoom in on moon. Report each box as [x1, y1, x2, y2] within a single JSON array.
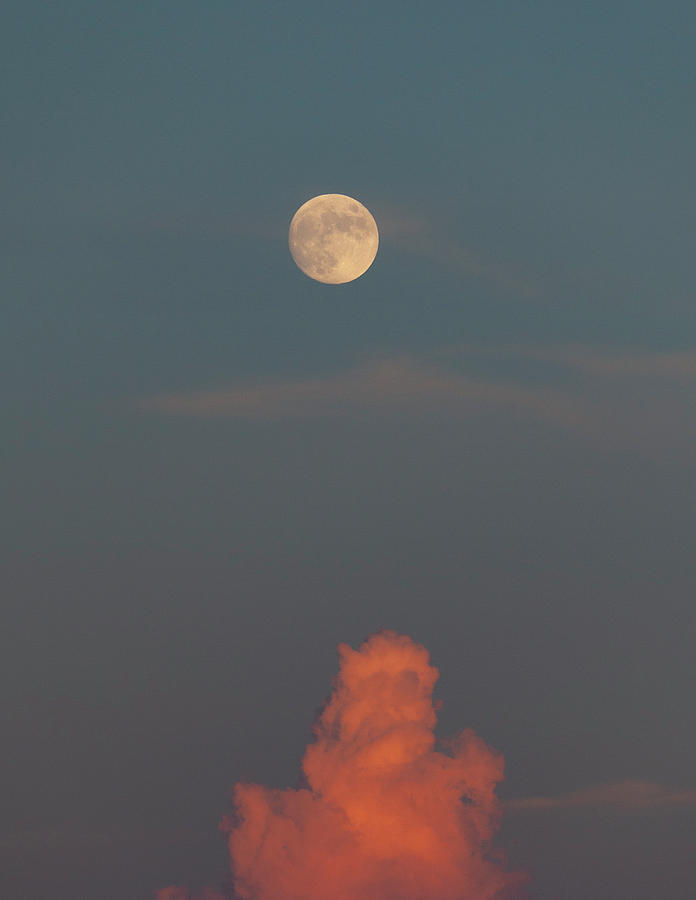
[[288, 194, 379, 284]]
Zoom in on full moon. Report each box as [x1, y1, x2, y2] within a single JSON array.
[[288, 194, 379, 284]]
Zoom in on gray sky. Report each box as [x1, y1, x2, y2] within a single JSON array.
[[2, 2, 695, 898]]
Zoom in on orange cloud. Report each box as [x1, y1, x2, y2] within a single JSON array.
[[155, 889, 225, 900], [156, 890, 196, 900], [222, 631, 527, 900]]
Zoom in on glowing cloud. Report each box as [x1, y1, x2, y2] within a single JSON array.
[[221, 631, 526, 900]]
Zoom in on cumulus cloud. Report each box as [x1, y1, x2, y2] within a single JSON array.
[[223, 631, 527, 900], [158, 632, 527, 900]]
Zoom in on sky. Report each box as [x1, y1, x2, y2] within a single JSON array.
[[2, 1, 695, 897]]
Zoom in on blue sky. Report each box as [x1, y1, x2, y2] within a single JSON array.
[[2, 2, 696, 898]]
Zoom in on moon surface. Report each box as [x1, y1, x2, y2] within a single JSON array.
[[289, 194, 379, 284]]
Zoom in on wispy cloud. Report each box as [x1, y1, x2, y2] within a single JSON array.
[[138, 355, 595, 433], [137, 345, 696, 460], [506, 780, 696, 813], [548, 347, 696, 379], [376, 205, 542, 298], [437, 344, 696, 380]]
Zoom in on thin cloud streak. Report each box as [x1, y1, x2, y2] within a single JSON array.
[[139, 356, 596, 435], [137, 345, 696, 460], [552, 348, 696, 379], [376, 206, 542, 298], [506, 781, 696, 813], [437, 344, 696, 380]]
